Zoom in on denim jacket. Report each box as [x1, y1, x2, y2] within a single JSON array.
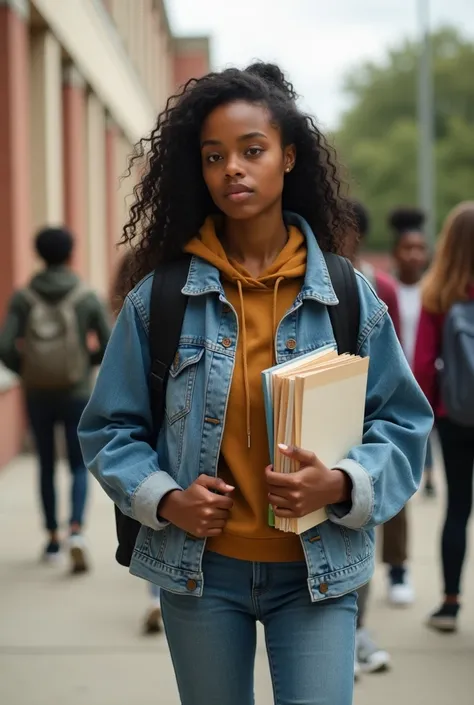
[[78, 213, 433, 602]]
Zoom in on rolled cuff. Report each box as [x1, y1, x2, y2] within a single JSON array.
[[131, 470, 182, 530], [327, 458, 374, 530]]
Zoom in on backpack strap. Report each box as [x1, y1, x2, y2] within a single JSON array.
[[149, 255, 191, 437], [60, 282, 89, 307], [21, 287, 44, 307], [323, 252, 360, 355]]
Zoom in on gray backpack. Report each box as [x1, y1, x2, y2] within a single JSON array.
[[440, 300, 474, 426], [21, 285, 89, 390]]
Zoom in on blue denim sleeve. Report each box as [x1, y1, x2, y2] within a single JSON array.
[[327, 275, 434, 530], [78, 294, 181, 530]]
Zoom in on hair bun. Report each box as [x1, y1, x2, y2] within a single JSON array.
[[245, 62, 297, 101], [389, 207, 426, 232]]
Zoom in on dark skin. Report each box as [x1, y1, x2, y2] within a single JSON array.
[[393, 230, 429, 286], [158, 101, 351, 538]]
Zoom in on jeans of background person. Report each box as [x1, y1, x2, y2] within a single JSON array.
[[382, 506, 407, 566], [161, 551, 357, 705], [437, 417, 474, 596], [26, 395, 88, 532]]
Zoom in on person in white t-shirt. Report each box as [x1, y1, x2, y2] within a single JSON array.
[[390, 208, 429, 368], [384, 208, 432, 606], [389, 213, 435, 497], [391, 211, 434, 494]]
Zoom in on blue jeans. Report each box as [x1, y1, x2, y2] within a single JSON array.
[[161, 552, 357, 705], [26, 395, 88, 532]]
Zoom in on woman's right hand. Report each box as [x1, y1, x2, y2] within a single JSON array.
[[158, 475, 234, 538]]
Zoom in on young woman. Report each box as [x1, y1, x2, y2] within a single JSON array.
[[79, 63, 432, 704], [414, 201, 474, 633]]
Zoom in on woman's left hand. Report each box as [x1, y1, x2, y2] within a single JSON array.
[[265, 444, 352, 519]]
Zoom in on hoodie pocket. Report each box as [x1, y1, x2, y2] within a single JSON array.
[[165, 346, 204, 425]]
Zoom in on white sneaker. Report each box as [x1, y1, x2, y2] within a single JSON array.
[[68, 534, 89, 574], [43, 539, 62, 564], [356, 629, 390, 673], [388, 575, 415, 606]]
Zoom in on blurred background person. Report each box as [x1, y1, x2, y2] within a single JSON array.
[[414, 201, 474, 633], [390, 207, 434, 496], [0, 227, 110, 572], [352, 200, 401, 336], [353, 200, 415, 607], [111, 251, 163, 635]]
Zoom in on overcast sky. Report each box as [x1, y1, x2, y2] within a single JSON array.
[[165, 0, 474, 129]]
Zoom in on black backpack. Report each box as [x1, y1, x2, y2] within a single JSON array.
[[114, 252, 360, 567]]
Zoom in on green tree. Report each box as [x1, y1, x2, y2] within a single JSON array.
[[336, 27, 474, 248]]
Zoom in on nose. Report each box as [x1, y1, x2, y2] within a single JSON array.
[[225, 153, 245, 179]]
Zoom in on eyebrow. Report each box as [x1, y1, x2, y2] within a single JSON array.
[[201, 132, 267, 148]]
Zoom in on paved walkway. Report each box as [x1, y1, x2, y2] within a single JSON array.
[[0, 453, 473, 705]]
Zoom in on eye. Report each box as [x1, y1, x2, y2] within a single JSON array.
[[246, 146, 263, 157], [205, 153, 222, 164]]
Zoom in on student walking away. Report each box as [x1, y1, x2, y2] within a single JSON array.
[[0, 227, 111, 573], [79, 63, 432, 705], [350, 200, 393, 675], [390, 207, 435, 496], [414, 202, 474, 633], [111, 252, 163, 635]]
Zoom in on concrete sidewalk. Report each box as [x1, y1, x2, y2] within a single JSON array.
[[0, 454, 473, 705]]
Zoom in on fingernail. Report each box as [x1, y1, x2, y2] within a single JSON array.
[[278, 443, 289, 451]]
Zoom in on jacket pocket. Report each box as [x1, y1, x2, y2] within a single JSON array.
[[339, 526, 373, 565], [165, 346, 204, 425]]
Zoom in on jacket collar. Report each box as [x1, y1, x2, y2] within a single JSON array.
[[182, 211, 338, 306]]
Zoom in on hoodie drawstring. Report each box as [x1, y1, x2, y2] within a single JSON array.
[[236, 276, 285, 450], [272, 277, 284, 365], [236, 280, 251, 448]]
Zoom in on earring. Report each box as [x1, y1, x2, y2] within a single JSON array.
[[286, 166, 291, 173]]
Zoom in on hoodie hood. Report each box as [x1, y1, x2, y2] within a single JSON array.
[[29, 266, 81, 302], [184, 216, 307, 287]]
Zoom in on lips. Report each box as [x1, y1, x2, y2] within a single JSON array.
[[224, 183, 253, 195]]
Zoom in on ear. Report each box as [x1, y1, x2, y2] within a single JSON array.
[[283, 144, 296, 174]]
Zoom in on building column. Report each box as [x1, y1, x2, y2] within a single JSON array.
[[0, 0, 31, 464], [105, 117, 120, 286], [30, 28, 64, 231], [62, 65, 87, 276], [86, 93, 107, 297]]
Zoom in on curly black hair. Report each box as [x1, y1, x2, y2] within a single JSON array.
[[388, 207, 426, 234], [121, 62, 354, 288]]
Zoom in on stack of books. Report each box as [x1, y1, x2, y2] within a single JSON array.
[[262, 346, 369, 534]]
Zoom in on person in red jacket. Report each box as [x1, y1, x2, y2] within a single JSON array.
[[414, 201, 474, 633], [352, 202, 401, 337]]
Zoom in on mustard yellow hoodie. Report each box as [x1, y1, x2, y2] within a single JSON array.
[[185, 217, 306, 562]]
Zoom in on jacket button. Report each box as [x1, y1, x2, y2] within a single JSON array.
[[186, 579, 198, 592], [222, 337, 232, 348], [286, 338, 297, 350], [319, 582, 329, 594], [173, 352, 180, 367], [222, 304, 231, 314]]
